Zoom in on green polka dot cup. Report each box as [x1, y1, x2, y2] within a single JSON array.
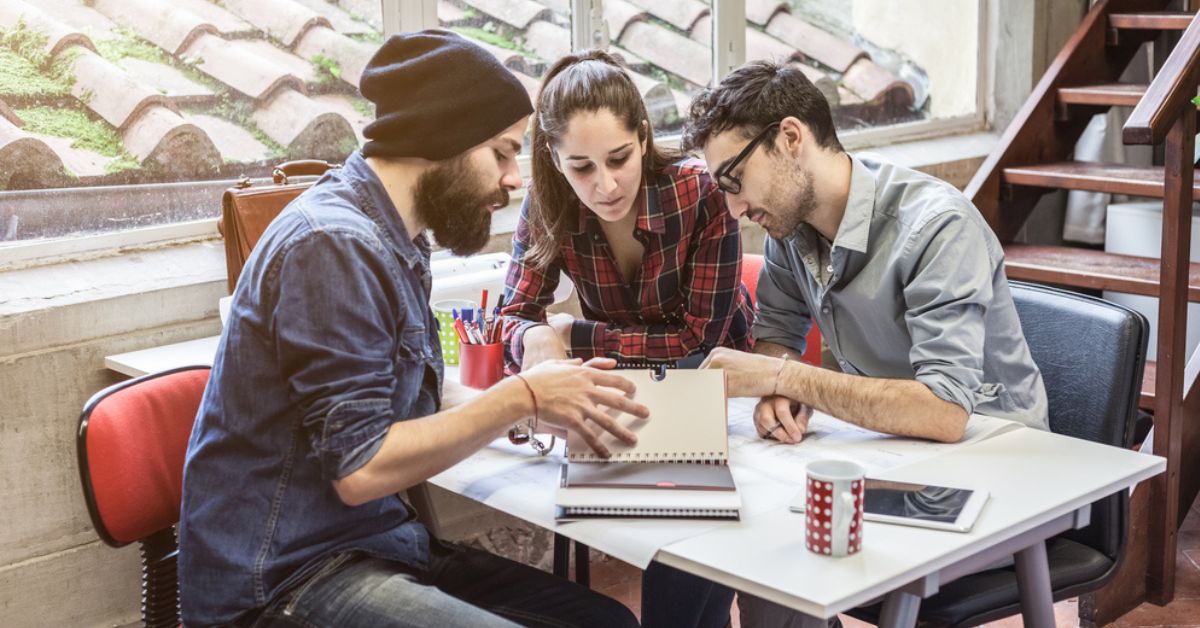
[[432, 299, 477, 365]]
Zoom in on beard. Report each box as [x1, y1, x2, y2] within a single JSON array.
[[413, 156, 508, 256], [760, 167, 817, 240]]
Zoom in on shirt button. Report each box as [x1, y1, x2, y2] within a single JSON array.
[[826, 264, 834, 273], [821, 306, 830, 314]]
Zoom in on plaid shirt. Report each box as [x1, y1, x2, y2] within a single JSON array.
[[502, 159, 754, 369]]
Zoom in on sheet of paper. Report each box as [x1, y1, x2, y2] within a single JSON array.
[[724, 397, 1023, 504]]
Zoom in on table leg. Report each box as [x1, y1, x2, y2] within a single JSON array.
[[878, 590, 921, 628], [553, 533, 570, 579], [575, 541, 590, 587], [1014, 541, 1055, 628]]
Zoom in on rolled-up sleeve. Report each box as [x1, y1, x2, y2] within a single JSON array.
[[752, 236, 815, 354], [269, 229, 400, 481], [901, 210, 999, 415]]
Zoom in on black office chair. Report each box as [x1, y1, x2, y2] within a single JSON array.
[[850, 281, 1149, 627]]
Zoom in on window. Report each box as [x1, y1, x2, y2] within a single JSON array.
[[0, 0, 983, 260]]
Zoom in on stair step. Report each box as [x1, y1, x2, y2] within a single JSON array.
[[1002, 162, 1200, 199], [1002, 243, 1200, 302], [1058, 83, 1148, 107], [1143, 361, 1155, 410], [1109, 11, 1195, 31]]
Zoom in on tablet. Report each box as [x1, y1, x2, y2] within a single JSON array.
[[788, 478, 989, 533]]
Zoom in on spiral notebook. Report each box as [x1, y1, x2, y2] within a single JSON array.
[[556, 368, 740, 520]]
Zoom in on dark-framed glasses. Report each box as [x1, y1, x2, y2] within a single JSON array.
[[713, 122, 781, 195]]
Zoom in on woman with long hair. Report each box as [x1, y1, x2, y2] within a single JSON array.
[[501, 50, 753, 373], [500, 50, 751, 628]]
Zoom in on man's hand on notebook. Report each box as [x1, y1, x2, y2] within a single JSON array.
[[522, 358, 648, 458], [700, 348, 782, 397]]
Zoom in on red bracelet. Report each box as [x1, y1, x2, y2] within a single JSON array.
[[513, 373, 539, 432]]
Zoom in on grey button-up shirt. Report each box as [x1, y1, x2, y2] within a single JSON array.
[[754, 154, 1049, 429]]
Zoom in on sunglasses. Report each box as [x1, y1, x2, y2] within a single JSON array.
[[713, 122, 780, 195]]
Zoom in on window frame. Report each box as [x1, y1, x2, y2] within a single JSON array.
[[0, 0, 989, 269]]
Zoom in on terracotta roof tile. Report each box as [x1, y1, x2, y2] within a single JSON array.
[[745, 0, 789, 27], [182, 34, 306, 101], [842, 58, 914, 107], [330, 0, 382, 32], [67, 52, 175, 130], [604, 0, 647, 40], [116, 58, 216, 105], [0, 0, 95, 58], [625, 0, 707, 32], [474, 40, 538, 76], [690, 15, 796, 63], [238, 39, 319, 85], [616, 20, 710, 87], [522, 20, 569, 64], [0, 115, 67, 189], [172, 0, 256, 37], [91, 0, 220, 56], [764, 12, 866, 73], [182, 112, 271, 163], [461, 0, 553, 31], [36, 0, 119, 35], [293, 27, 375, 88], [220, 0, 331, 49], [293, 0, 375, 37], [122, 106, 220, 175], [252, 88, 355, 161], [25, 131, 111, 178]]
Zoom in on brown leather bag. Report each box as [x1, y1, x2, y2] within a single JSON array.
[[218, 160, 338, 292]]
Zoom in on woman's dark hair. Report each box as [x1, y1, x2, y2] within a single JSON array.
[[526, 50, 680, 269], [683, 60, 844, 154]]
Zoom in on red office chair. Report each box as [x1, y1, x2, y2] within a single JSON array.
[[742, 253, 822, 366], [77, 366, 210, 628]]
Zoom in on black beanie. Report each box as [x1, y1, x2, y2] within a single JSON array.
[[360, 30, 533, 161]]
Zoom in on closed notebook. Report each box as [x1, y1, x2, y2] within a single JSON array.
[[556, 369, 740, 520]]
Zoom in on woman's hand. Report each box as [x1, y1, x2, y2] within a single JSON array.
[[521, 324, 570, 369], [520, 358, 649, 457], [547, 312, 576, 348]]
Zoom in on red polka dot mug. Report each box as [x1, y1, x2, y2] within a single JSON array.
[[805, 460, 866, 557]]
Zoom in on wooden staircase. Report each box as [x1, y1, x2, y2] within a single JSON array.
[[967, 1, 1200, 623]]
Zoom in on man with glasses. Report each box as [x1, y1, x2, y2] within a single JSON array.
[[684, 56, 1050, 628]]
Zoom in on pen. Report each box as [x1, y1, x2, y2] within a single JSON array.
[[480, 289, 489, 316], [453, 319, 470, 344]]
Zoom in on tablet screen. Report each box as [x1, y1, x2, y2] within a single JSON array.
[[863, 479, 974, 523]]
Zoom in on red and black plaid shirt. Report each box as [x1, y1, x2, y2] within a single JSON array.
[[502, 159, 754, 369]]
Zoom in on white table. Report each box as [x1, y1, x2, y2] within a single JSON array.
[[105, 342, 1165, 627], [105, 335, 220, 377], [427, 420, 1163, 628]]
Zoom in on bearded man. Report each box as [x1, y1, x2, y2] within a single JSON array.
[[179, 31, 644, 628]]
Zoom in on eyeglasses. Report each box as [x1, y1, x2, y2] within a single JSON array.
[[713, 122, 780, 195]]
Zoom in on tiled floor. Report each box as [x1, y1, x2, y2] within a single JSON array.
[[589, 497, 1200, 627]]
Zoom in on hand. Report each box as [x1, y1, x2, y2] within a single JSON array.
[[520, 324, 570, 369], [519, 358, 650, 457], [547, 312, 575, 348], [754, 395, 813, 444], [700, 347, 784, 398]]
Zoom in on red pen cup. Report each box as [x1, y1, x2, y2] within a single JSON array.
[[805, 460, 866, 557], [459, 341, 505, 389]]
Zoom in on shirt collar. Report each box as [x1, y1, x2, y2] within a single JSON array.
[[343, 151, 430, 269], [830, 155, 874, 254]]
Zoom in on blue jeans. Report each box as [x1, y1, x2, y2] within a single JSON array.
[[641, 562, 735, 628], [248, 542, 638, 628]]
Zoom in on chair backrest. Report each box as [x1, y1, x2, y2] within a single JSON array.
[[1009, 281, 1148, 558], [742, 252, 822, 366], [77, 366, 210, 547]]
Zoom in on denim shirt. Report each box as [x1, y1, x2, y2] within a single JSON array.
[[179, 152, 440, 627], [753, 154, 1049, 429]]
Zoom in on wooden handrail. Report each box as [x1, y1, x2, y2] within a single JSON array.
[[1124, 13, 1200, 144]]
